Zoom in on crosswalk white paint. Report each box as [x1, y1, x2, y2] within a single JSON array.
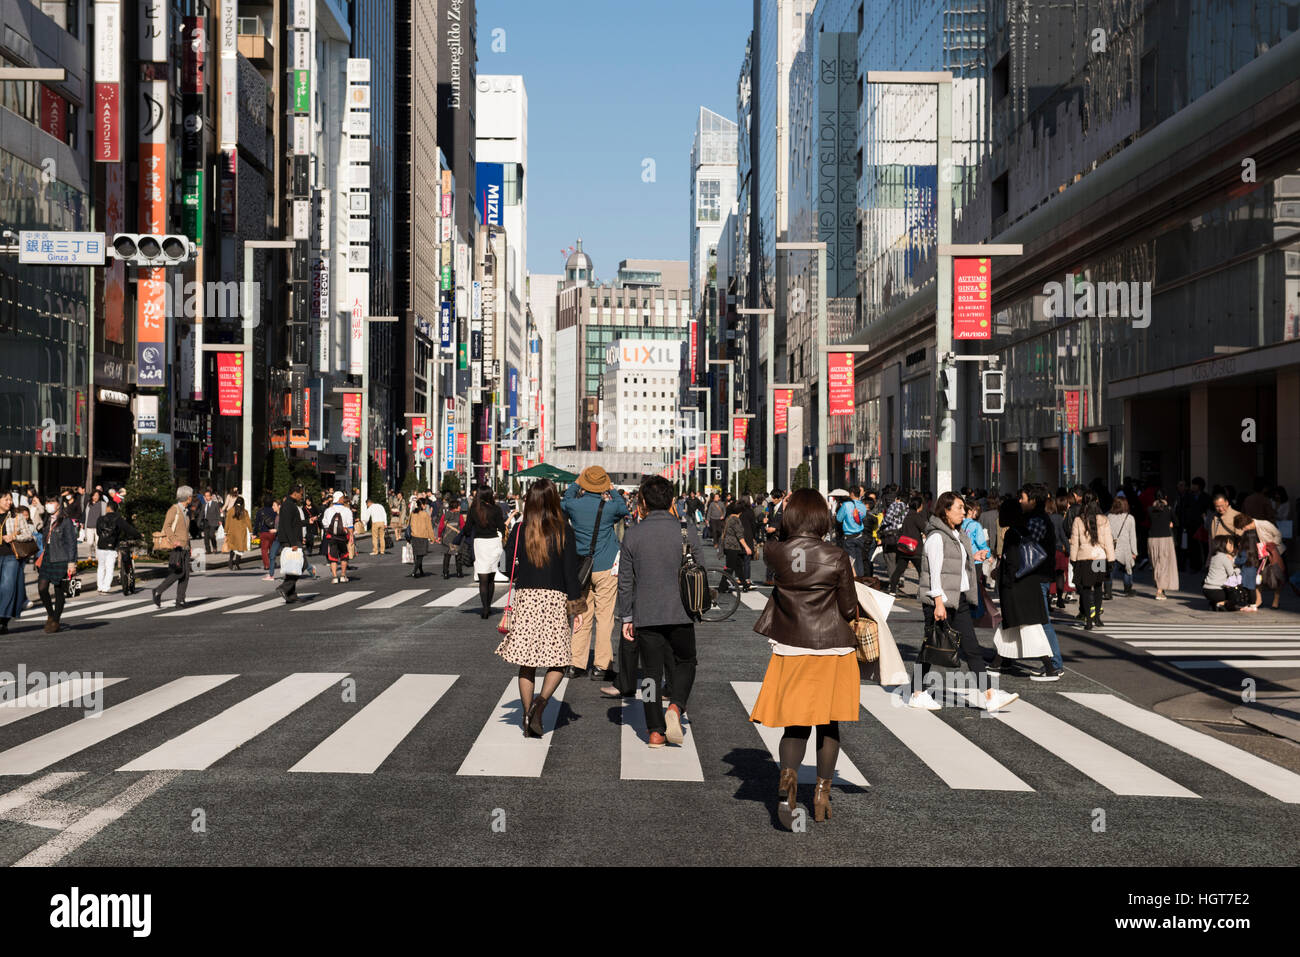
[[1174, 659, 1300, 670], [225, 594, 320, 614], [0, 677, 127, 729], [457, 678, 570, 777], [158, 595, 259, 617], [290, 674, 457, 774], [857, 685, 1033, 792], [359, 589, 428, 610], [292, 591, 372, 612], [119, 672, 348, 771], [0, 675, 236, 775], [425, 586, 479, 607], [57, 597, 152, 619], [953, 690, 1197, 797], [1141, 647, 1300, 657], [740, 592, 769, 611], [1129, 640, 1300, 646], [730, 682, 868, 787], [619, 697, 704, 782], [1062, 692, 1300, 804]]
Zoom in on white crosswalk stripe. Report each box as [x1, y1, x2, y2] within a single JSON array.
[[740, 592, 768, 611], [359, 589, 428, 610], [0, 676, 236, 775], [1097, 622, 1300, 671], [57, 597, 153, 619], [619, 696, 704, 781], [225, 594, 319, 614], [119, 673, 348, 771], [731, 682, 869, 787], [290, 674, 457, 773], [1063, 692, 1300, 803], [425, 586, 479, 607], [292, 591, 372, 611], [0, 672, 1298, 799], [158, 595, 260, 617], [457, 678, 570, 777]]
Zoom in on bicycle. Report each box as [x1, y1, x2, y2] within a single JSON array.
[[117, 543, 137, 595], [700, 566, 742, 621]]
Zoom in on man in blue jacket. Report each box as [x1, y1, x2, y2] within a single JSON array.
[[563, 466, 629, 680]]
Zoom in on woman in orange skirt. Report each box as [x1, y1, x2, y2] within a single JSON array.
[[751, 488, 859, 829]]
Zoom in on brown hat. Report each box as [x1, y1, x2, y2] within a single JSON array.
[[576, 466, 611, 493]]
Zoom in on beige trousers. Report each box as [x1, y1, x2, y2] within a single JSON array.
[[570, 568, 618, 670], [370, 523, 387, 554]]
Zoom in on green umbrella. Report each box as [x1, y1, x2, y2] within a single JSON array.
[[513, 462, 579, 483]]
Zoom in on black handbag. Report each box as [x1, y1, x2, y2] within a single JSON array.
[[678, 526, 709, 620], [167, 546, 187, 575], [576, 498, 607, 595], [1014, 539, 1048, 579], [919, 616, 963, 668]]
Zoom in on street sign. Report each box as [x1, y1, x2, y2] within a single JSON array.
[[422, 446, 434, 459], [19, 231, 106, 266], [423, 429, 434, 442]]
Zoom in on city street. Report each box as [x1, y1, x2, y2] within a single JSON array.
[[1, 548, 1296, 868]]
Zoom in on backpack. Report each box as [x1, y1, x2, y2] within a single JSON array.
[[678, 526, 709, 621], [326, 513, 346, 541]]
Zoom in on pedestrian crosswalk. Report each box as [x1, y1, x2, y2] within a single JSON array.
[[1097, 622, 1300, 671], [1, 672, 1297, 803]]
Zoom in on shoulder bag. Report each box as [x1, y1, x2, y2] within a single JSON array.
[[851, 610, 879, 663], [678, 526, 709, 621], [1014, 539, 1048, 580], [7, 519, 37, 560], [895, 533, 920, 556], [576, 498, 607, 595], [497, 527, 522, 635]]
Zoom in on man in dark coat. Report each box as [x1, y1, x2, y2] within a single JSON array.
[[275, 485, 307, 603]]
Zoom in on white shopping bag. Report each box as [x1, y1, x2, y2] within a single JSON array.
[[280, 546, 304, 576], [401, 543, 413, 564]]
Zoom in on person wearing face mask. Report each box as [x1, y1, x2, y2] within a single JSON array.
[[36, 497, 78, 632]]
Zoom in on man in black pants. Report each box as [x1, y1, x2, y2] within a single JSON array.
[[275, 485, 307, 603], [607, 476, 705, 747], [202, 489, 222, 554], [152, 486, 195, 609]]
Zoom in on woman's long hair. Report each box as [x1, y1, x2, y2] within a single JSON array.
[[1081, 491, 1101, 545], [472, 489, 496, 527], [521, 480, 566, 566], [232, 497, 246, 521]]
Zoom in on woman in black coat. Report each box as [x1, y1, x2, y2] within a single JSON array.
[[990, 499, 1054, 674]]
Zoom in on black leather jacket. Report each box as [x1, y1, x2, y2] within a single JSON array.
[[755, 535, 857, 651]]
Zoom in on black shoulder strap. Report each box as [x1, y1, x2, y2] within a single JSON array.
[[586, 499, 607, 558]]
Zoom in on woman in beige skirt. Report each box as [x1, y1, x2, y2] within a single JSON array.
[[1146, 490, 1180, 600]]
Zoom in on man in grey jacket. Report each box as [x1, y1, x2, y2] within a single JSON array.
[[609, 475, 705, 748]]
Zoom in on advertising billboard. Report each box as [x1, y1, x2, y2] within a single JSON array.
[[476, 163, 504, 226]]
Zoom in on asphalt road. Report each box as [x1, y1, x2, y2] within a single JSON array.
[[0, 543, 1297, 867]]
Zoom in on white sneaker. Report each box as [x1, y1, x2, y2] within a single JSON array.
[[983, 689, 1019, 712], [332, 576, 339, 584], [908, 690, 942, 711]]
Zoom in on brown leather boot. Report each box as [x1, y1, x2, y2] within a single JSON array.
[[528, 696, 549, 737], [813, 777, 833, 822], [776, 768, 798, 830]]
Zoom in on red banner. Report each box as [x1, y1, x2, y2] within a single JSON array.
[[828, 353, 854, 416], [953, 258, 992, 340], [94, 83, 120, 161], [1065, 390, 1080, 431], [733, 418, 749, 443], [516, 455, 525, 472], [501, 449, 510, 473], [689, 320, 698, 384], [710, 433, 722, 456], [39, 86, 66, 141], [216, 353, 243, 417], [411, 416, 426, 452], [342, 394, 361, 439], [774, 389, 792, 434], [456, 433, 468, 456]]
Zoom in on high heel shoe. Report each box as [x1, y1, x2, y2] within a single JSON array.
[[813, 777, 833, 822], [522, 699, 542, 738], [776, 768, 798, 830], [528, 696, 549, 737]]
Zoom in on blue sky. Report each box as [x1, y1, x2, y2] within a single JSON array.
[[476, 0, 752, 281]]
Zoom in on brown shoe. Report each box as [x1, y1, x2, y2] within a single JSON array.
[[813, 776, 833, 822], [648, 731, 666, 748], [777, 768, 798, 830], [43, 618, 59, 634]]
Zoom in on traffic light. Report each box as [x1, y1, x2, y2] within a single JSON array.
[[108, 233, 194, 266], [981, 369, 1006, 414], [939, 364, 957, 410]]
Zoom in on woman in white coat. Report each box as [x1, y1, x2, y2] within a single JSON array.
[[1106, 495, 1138, 598]]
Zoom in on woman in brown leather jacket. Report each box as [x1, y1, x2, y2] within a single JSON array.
[[750, 488, 860, 829]]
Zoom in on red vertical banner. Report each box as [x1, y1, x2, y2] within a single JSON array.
[[1064, 390, 1080, 431], [774, 389, 791, 434], [689, 319, 698, 384], [733, 418, 749, 444], [515, 455, 525, 472], [411, 416, 426, 452], [500, 449, 510, 473], [953, 258, 992, 340], [828, 353, 855, 415], [710, 433, 722, 456], [341, 394, 361, 438], [103, 161, 125, 343], [94, 83, 121, 161], [216, 353, 243, 416], [39, 86, 66, 140], [456, 433, 468, 456]]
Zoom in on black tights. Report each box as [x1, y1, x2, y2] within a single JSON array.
[[414, 553, 425, 574], [1080, 583, 1104, 619], [38, 579, 65, 622], [479, 574, 495, 613], [779, 722, 840, 779]]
